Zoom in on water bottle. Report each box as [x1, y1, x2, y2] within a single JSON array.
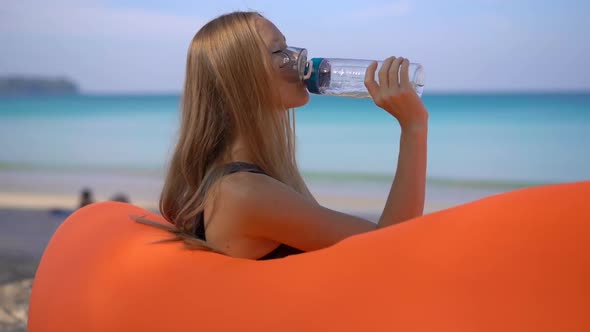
[[304, 58, 425, 98]]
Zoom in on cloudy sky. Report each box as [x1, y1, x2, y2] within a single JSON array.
[[1, 0, 588, 93]]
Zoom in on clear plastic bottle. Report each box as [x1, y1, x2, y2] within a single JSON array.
[[304, 58, 425, 98]]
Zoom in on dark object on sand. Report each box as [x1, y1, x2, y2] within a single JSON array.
[[110, 193, 130, 203], [79, 188, 94, 209]]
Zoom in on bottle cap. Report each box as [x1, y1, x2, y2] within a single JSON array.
[[304, 58, 324, 94]]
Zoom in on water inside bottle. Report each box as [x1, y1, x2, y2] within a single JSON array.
[[321, 60, 424, 98]]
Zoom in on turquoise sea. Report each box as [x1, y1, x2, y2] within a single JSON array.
[[0, 92, 589, 191]]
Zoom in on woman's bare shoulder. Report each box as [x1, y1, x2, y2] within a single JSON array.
[[213, 171, 376, 251]]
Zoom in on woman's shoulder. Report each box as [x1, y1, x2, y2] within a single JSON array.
[[208, 167, 301, 231], [203, 170, 284, 258], [216, 169, 279, 204]]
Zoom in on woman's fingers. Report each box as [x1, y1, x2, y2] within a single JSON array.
[[388, 57, 404, 92], [399, 58, 411, 90], [367, 55, 428, 127], [364, 61, 380, 99], [378, 56, 395, 89], [366, 56, 412, 106]]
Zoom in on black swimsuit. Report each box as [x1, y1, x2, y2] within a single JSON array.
[[194, 162, 304, 260]]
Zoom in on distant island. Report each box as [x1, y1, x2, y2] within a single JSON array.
[[0, 76, 80, 96]]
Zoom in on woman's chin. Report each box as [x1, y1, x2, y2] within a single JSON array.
[[283, 94, 309, 109], [297, 87, 310, 105], [302, 92, 310, 105], [292, 96, 309, 108]]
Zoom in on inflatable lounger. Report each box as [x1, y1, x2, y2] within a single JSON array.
[[29, 181, 590, 331]]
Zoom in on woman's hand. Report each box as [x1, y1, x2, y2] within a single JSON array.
[[364, 57, 429, 130]]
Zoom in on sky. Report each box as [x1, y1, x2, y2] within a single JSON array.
[[1, 0, 589, 93]]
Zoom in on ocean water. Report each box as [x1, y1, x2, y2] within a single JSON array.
[[0, 93, 589, 187]]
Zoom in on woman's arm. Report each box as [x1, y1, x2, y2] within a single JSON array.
[[377, 124, 427, 228], [219, 172, 377, 252], [364, 56, 429, 227]]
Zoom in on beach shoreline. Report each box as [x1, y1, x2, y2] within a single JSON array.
[[0, 167, 530, 212]]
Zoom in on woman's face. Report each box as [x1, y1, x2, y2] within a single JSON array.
[[256, 18, 310, 109]]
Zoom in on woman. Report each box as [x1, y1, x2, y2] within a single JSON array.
[[135, 11, 429, 260]]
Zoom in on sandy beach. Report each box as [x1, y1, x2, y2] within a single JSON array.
[[0, 208, 65, 332]]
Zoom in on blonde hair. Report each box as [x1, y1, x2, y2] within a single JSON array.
[[134, 11, 314, 251]]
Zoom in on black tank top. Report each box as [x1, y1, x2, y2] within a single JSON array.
[[194, 162, 304, 260]]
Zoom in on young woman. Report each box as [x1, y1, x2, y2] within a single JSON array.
[[135, 11, 429, 260]]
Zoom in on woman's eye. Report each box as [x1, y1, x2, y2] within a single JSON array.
[[270, 49, 290, 68], [273, 46, 286, 53]]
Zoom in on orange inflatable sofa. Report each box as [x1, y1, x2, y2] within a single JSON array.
[[29, 181, 590, 331]]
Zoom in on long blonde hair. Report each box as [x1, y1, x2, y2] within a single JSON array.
[[134, 11, 314, 251]]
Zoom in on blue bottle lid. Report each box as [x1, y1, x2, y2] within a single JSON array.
[[304, 58, 324, 94]]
